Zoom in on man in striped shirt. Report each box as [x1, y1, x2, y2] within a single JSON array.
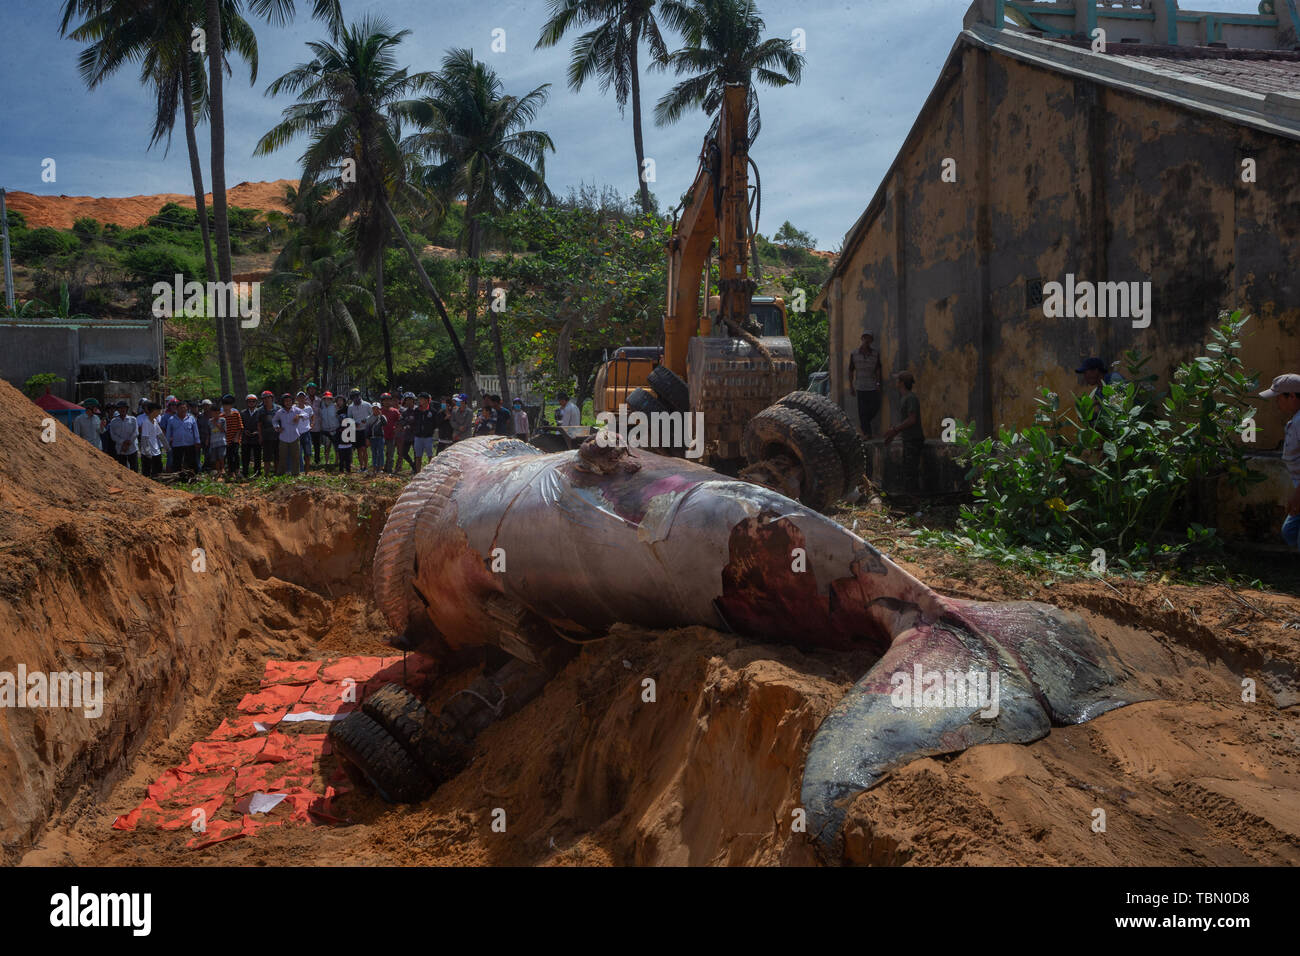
[[220, 394, 244, 477]]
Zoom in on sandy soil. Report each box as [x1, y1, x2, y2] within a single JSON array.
[[3, 377, 1298, 866], [5, 180, 298, 230]]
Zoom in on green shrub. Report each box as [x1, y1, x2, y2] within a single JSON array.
[[951, 311, 1263, 565], [12, 227, 78, 262], [123, 244, 204, 285]]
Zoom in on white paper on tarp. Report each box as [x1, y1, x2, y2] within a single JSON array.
[[247, 792, 288, 815], [280, 710, 348, 723]]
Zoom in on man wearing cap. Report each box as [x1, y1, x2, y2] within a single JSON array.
[[73, 398, 102, 447], [449, 394, 472, 442], [108, 401, 140, 471], [241, 394, 262, 477], [1259, 373, 1300, 549], [273, 393, 308, 476], [293, 391, 314, 471], [848, 330, 883, 439]]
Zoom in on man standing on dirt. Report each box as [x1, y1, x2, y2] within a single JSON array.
[[220, 395, 243, 478], [379, 393, 401, 473], [138, 401, 164, 478], [882, 371, 924, 492], [241, 395, 262, 477], [73, 398, 102, 447], [1259, 373, 1300, 549], [319, 391, 340, 467], [165, 400, 201, 473], [256, 391, 279, 475], [849, 330, 883, 439], [108, 401, 139, 472], [273, 393, 307, 476], [305, 382, 324, 469], [411, 393, 438, 472]]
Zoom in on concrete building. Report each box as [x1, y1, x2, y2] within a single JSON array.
[[0, 315, 164, 405], [821, 0, 1300, 456]]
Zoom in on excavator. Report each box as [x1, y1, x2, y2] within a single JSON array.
[[589, 83, 863, 510]]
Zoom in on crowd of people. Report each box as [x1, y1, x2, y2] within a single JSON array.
[[68, 382, 578, 480]]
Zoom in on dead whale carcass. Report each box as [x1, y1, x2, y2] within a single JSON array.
[[335, 435, 1146, 849]]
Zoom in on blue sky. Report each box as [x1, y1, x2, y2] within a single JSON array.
[[0, 0, 1253, 249]]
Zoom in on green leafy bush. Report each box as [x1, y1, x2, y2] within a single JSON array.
[[951, 311, 1263, 565], [12, 227, 78, 263]]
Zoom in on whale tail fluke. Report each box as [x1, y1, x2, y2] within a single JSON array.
[[800, 600, 1150, 852]]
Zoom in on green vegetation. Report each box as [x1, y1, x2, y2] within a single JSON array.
[[928, 313, 1262, 571]]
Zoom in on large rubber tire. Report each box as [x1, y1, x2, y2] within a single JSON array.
[[742, 405, 846, 511], [362, 683, 445, 777], [647, 366, 690, 414], [329, 711, 435, 803], [775, 391, 866, 491], [626, 387, 669, 416]]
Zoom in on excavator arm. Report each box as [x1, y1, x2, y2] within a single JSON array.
[[663, 84, 755, 379]]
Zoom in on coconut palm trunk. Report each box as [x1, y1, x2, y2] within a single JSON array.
[[204, 0, 247, 398], [179, 49, 228, 393], [375, 254, 392, 383], [487, 278, 511, 406], [380, 199, 478, 399], [464, 210, 481, 368], [629, 21, 652, 215]]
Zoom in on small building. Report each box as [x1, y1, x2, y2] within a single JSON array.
[[820, 0, 1300, 449], [0, 315, 164, 404]]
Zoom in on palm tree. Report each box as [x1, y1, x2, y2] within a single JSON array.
[[407, 48, 554, 404], [270, 243, 371, 388], [59, 0, 256, 393], [255, 16, 477, 392], [653, 0, 804, 141], [536, 0, 666, 214], [202, 0, 342, 400]]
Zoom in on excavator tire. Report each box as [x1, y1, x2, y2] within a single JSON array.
[[775, 391, 866, 490], [646, 366, 690, 414], [329, 711, 435, 803], [626, 387, 669, 417], [362, 683, 446, 776], [742, 405, 846, 511]]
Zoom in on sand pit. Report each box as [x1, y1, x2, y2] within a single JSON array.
[[4, 181, 298, 230], [2, 377, 1297, 867]]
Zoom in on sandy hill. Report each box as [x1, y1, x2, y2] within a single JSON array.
[[6, 180, 298, 230]]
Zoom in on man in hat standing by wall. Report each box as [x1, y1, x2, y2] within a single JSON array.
[[1259, 373, 1300, 550], [848, 330, 883, 439]]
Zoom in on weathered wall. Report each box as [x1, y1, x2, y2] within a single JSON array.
[[832, 43, 1300, 449]]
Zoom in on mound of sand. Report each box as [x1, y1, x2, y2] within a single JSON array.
[[5, 180, 298, 230]]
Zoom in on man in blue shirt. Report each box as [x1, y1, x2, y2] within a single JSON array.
[[165, 400, 201, 473]]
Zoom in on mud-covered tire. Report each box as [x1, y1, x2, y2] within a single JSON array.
[[528, 431, 570, 454], [362, 683, 446, 776], [329, 711, 435, 803], [776, 390, 866, 490], [626, 387, 669, 416], [647, 366, 690, 414], [742, 405, 846, 511]]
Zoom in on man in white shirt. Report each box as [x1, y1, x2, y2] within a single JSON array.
[[1260, 373, 1300, 550], [556, 392, 581, 428], [137, 401, 165, 477], [273, 393, 309, 476], [108, 401, 139, 471], [73, 399, 102, 446]]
